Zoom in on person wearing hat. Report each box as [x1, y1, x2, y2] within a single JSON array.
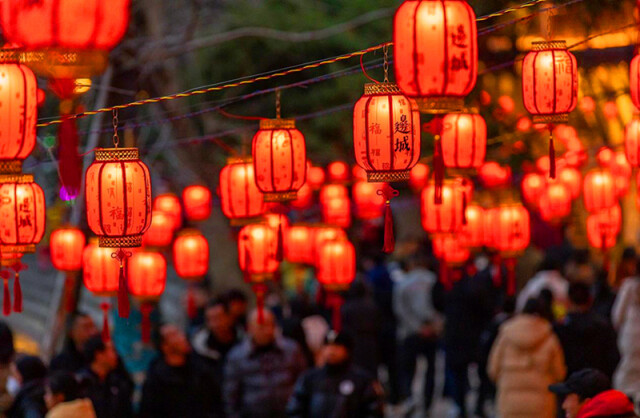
[[549, 368, 636, 418], [286, 331, 384, 418]]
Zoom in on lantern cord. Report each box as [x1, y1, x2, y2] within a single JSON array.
[[217, 108, 266, 121], [383, 45, 390, 83], [433, 135, 445, 205], [505, 259, 517, 296], [476, 0, 547, 21], [462, 185, 469, 226], [11, 263, 24, 314], [548, 126, 556, 179], [0, 271, 11, 317], [64, 274, 76, 313], [276, 89, 282, 119], [378, 187, 399, 254], [141, 303, 154, 344], [186, 286, 197, 320], [111, 249, 132, 318], [100, 302, 111, 342], [359, 53, 380, 84], [112, 109, 120, 148]]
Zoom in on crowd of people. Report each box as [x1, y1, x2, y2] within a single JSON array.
[[0, 245, 639, 417]]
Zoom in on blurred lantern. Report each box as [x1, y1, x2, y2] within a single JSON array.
[[421, 181, 465, 234], [85, 147, 152, 318], [352, 182, 386, 220], [322, 195, 351, 229], [285, 224, 315, 265], [142, 211, 174, 248], [327, 162, 350, 183], [603, 101, 618, 121], [307, 164, 326, 190], [393, 0, 477, 113], [461, 204, 485, 249], [50, 228, 85, 272], [579, 96, 596, 114], [289, 183, 313, 210], [127, 251, 166, 343], [173, 230, 209, 280], [632, 55, 640, 110], [312, 225, 348, 264], [316, 239, 356, 331], [516, 116, 532, 132], [441, 113, 486, 169], [409, 163, 429, 192], [521, 172, 546, 208], [497, 96, 515, 115], [608, 152, 632, 198], [353, 83, 420, 181], [587, 204, 621, 252], [252, 118, 306, 202], [264, 214, 289, 262], [625, 118, 640, 167], [352, 166, 367, 182], [219, 157, 265, 225], [432, 234, 470, 289], [154, 194, 182, 231], [479, 162, 511, 188], [583, 169, 616, 213], [521, 41, 578, 178], [537, 156, 567, 175], [320, 184, 348, 205], [557, 167, 581, 199], [182, 185, 212, 222], [538, 182, 572, 223], [596, 147, 614, 167]]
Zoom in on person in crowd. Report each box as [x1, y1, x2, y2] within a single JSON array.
[[191, 298, 238, 378], [549, 368, 616, 418], [186, 280, 213, 338], [286, 331, 384, 418], [8, 356, 47, 418], [280, 300, 315, 368], [488, 298, 566, 417], [0, 322, 15, 418], [612, 258, 640, 402], [554, 282, 619, 378], [50, 313, 97, 373], [340, 280, 381, 375], [516, 254, 569, 315], [224, 308, 306, 418], [616, 248, 637, 288], [77, 336, 132, 418], [44, 371, 95, 418], [139, 324, 217, 418], [393, 253, 442, 414], [226, 289, 249, 336]]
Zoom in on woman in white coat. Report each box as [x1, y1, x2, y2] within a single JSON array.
[[612, 270, 640, 400]]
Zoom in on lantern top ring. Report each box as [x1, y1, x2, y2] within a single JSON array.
[[259, 118, 296, 130], [0, 173, 33, 184], [226, 156, 253, 165], [95, 148, 139, 162], [364, 83, 401, 95], [532, 40, 567, 50]]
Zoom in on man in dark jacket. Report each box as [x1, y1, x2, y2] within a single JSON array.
[[224, 309, 307, 418], [286, 331, 384, 418], [554, 282, 620, 378], [140, 324, 218, 418], [77, 336, 133, 418], [8, 356, 47, 418], [50, 312, 97, 373]]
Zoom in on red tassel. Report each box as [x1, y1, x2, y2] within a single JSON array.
[[506, 259, 516, 296], [255, 286, 265, 324], [382, 202, 395, 253], [12, 273, 21, 313], [117, 263, 130, 318], [186, 286, 197, 320], [65, 274, 76, 313], [275, 219, 284, 262], [100, 302, 110, 342], [548, 126, 556, 179], [329, 293, 343, 332], [1, 276, 10, 317], [434, 137, 444, 205], [58, 118, 82, 199], [141, 303, 153, 344]]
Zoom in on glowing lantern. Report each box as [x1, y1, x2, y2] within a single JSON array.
[[316, 240, 356, 292], [521, 172, 546, 208], [441, 113, 486, 169], [312, 225, 348, 264], [82, 238, 119, 340], [353, 83, 420, 181], [127, 251, 166, 343], [173, 230, 209, 280], [327, 162, 350, 183], [539, 182, 572, 223], [432, 234, 470, 266], [632, 55, 640, 110], [583, 169, 617, 213], [352, 182, 386, 220], [182, 185, 212, 222], [142, 211, 174, 248], [352, 166, 367, 182], [50, 228, 85, 272], [479, 162, 511, 188], [0, 174, 46, 254], [153, 194, 182, 231], [557, 167, 581, 199], [393, 0, 477, 113], [219, 157, 266, 225], [307, 164, 326, 190], [461, 204, 485, 249], [625, 119, 640, 166], [290, 183, 313, 210], [238, 224, 279, 280], [611, 152, 632, 197], [409, 163, 429, 192], [421, 181, 465, 234], [320, 184, 348, 204], [264, 213, 289, 262], [285, 224, 314, 265], [587, 205, 621, 251], [252, 119, 306, 201], [322, 195, 351, 229]]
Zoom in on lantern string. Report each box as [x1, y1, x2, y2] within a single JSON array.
[[217, 108, 266, 121], [383, 45, 389, 83], [112, 109, 120, 148], [276, 89, 281, 119], [359, 53, 380, 84]]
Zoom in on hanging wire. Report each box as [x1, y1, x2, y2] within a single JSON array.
[[276, 89, 281, 119], [112, 109, 119, 148], [383, 44, 389, 83]]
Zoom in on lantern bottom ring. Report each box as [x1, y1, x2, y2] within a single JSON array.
[[244, 273, 274, 283], [99, 235, 143, 248], [323, 284, 350, 293], [416, 97, 465, 114], [263, 191, 298, 202], [532, 114, 569, 124], [230, 216, 266, 227], [367, 170, 410, 183], [2, 244, 34, 254], [0, 161, 23, 175]]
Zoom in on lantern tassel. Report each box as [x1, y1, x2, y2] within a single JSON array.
[[491, 255, 503, 288], [65, 274, 76, 313], [117, 265, 130, 318], [255, 285, 265, 324], [330, 293, 343, 332], [0, 271, 11, 317], [434, 137, 444, 205], [100, 302, 110, 342], [12, 273, 21, 313], [275, 220, 284, 262], [141, 303, 153, 344], [506, 258, 516, 296], [548, 126, 556, 179], [382, 201, 395, 253], [58, 117, 82, 199], [186, 286, 197, 320]]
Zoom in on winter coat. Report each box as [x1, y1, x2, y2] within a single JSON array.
[[612, 277, 640, 398], [49, 342, 85, 373], [286, 363, 384, 418], [45, 399, 96, 418], [576, 389, 637, 418], [488, 314, 566, 418], [393, 268, 440, 340], [77, 368, 133, 418], [516, 270, 569, 314], [7, 380, 46, 418], [139, 354, 220, 418], [554, 310, 620, 378], [223, 337, 307, 418], [341, 296, 381, 374]]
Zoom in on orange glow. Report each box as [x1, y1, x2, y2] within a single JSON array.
[[432, 234, 470, 266], [409, 163, 429, 193], [327, 162, 350, 183], [219, 158, 265, 223], [128, 252, 167, 300], [583, 169, 617, 213], [479, 162, 511, 188], [352, 181, 386, 220], [182, 185, 212, 222], [306, 164, 326, 190], [238, 224, 279, 281], [82, 239, 120, 296], [316, 240, 356, 291], [485, 204, 530, 256], [587, 205, 621, 250], [539, 182, 572, 223], [521, 172, 546, 208], [154, 194, 182, 231], [441, 113, 486, 169], [421, 181, 466, 234], [173, 230, 209, 280], [50, 228, 85, 272], [142, 211, 174, 248]]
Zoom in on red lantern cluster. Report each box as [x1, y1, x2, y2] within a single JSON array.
[[478, 162, 511, 188], [154, 194, 182, 231], [421, 180, 467, 234], [219, 157, 265, 225], [82, 239, 119, 296], [320, 185, 351, 228], [432, 234, 470, 267], [485, 204, 530, 256], [538, 182, 572, 224], [353, 182, 386, 220]]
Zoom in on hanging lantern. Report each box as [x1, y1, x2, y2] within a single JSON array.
[[127, 251, 166, 343], [352, 181, 386, 220], [312, 225, 348, 265], [409, 162, 429, 192], [625, 118, 640, 166], [393, 0, 477, 113], [538, 182, 572, 223], [219, 157, 266, 225], [353, 83, 420, 181], [307, 164, 326, 190], [420, 180, 466, 234], [153, 194, 182, 231], [289, 183, 313, 210], [142, 211, 174, 248], [285, 224, 315, 265], [0, 173, 46, 255], [587, 204, 621, 251], [182, 185, 212, 222], [521, 172, 546, 208], [50, 227, 85, 272], [583, 169, 617, 213], [252, 119, 306, 202], [173, 230, 209, 280], [441, 113, 486, 169], [479, 162, 511, 188], [264, 213, 289, 262], [631, 55, 640, 110], [320, 184, 348, 205], [327, 162, 350, 183], [322, 195, 351, 229], [557, 167, 582, 199], [316, 239, 356, 292], [433, 234, 470, 266], [238, 224, 279, 281], [461, 204, 484, 249]]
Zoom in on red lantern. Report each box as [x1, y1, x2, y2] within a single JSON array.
[[219, 157, 266, 225], [307, 164, 326, 190], [625, 119, 640, 166], [142, 211, 174, 248], [352, 166, 367, 182], [353, 83, 420, 181], [479, 162, 511, 188], [153, 194, 182, 231], [313, 225, 348, 265], [587, 205, 621, 251], [521, 172, 546, 208], [320, 184, 348, 204], [421, 180, 465, 234], [252, 119, 306, 201], [0, 174, 46, 254], [461, 204, 484, 249], [441, 113, 486, 169], [632, 55, 640, 110], [488, 204, 530, 256], [322, 195, 351, 228], [352, 182, 386, 220], [316, 239, 356, 292], [557, 167, 581, 199], [173, 230, 209, 280], [327, 162, 350, 183], [182, 185, 212, 222], [432, 234, 470, 266], [82, 239, 120, 296], [127, 251, 166, 343], [238, 224, 279, 280], [409, 163, 429, 192], [393, 0, 477, 113], [285, 224, 315, 265], [539, 182, 572, 223], [583, 169, 616, 213], [522, 41, 578, 123], [50, 228, 85, 272], [290, 183, 313, 210]]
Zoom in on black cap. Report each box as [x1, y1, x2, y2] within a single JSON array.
[[324, 331, 353, 350], [549, 369, 611, 399]]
